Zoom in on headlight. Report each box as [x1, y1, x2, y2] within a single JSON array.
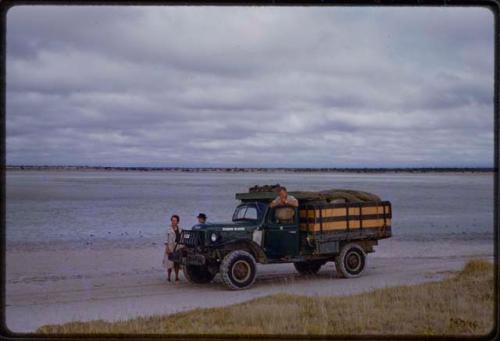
[[210, 233, 218, 242]]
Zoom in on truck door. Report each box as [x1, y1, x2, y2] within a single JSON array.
[[263, 207, 299, 259]]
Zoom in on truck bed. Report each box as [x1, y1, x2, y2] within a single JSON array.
[[299, 201, 391, 235]]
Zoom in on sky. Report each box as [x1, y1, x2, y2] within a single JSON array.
[[6, 6, 495, 168]]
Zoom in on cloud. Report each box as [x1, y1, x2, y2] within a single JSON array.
[[6, 6, 495, 167]]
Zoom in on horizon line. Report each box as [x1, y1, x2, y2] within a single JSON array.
[[6, 165, 495, 171]]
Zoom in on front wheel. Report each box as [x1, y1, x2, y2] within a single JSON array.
[[183, 264, 216, 284], [335, 243, 366, 278], [220, 250, 257, 290]]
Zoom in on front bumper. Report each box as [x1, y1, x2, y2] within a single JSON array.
[[169, 249, 206, 266]]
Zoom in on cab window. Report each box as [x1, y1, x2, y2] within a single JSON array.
[[233, 205, 258, 221]]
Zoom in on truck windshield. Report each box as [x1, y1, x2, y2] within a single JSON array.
[[232, 205, 258, 221]]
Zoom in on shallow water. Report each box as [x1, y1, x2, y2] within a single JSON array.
[[6, 171, 494, 244]]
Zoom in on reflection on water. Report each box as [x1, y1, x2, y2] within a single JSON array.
[[6, 171, 494, 244]]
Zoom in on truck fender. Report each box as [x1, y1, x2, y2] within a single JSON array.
[[217, 239, 268, 263], [245, 240, 268, 263]]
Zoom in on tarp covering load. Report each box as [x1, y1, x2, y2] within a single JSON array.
[[292, 189, 381, 203], [237, 185, 381, 203]]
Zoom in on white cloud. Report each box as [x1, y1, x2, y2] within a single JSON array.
[[6, 6, 495, 167]]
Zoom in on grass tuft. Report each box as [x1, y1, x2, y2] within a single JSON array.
[[37, 259, 495, 336], [460, 259, 494, 276]]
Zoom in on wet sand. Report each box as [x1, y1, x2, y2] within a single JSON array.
[[5, 238, 493, 333]]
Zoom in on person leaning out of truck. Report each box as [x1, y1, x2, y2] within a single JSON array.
[[163, 214, 182, 282], [270, 186, 299, 208], [270, 186, 299, 224]]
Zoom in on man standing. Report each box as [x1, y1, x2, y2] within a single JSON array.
[[197, 213, 207, 224], [270, 186, 299, 208], [192, 213, 207, 230]]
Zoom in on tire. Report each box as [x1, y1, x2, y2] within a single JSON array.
[[335, 243, 366, 278], [183, 264, 216, 284], [293, 260, 324, 275], [220, 250, 257, 290]]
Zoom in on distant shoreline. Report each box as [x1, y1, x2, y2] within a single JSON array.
[[5, 165, 495, 174]]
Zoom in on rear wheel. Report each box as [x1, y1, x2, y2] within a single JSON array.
[[293, 260, 324, 275], [183, 264, 215, 284], [335, 243, 366, 278], [220, 250, 257, 290]]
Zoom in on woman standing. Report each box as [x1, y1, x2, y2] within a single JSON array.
[[163, 214, 182, 282]]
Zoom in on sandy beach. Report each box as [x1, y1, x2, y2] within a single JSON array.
[[5, 171, 494, 333], [5, 237, 493, 333]]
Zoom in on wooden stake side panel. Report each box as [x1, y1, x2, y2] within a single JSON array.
[[299, 219, 391, 232], [298, 206, 389, 219], [299, 202, 391, 232]]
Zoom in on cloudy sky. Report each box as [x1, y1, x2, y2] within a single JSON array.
[[6, 6, 494, 167]]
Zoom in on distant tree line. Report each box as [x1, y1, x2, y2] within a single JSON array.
[[5, 165, 495, 173]]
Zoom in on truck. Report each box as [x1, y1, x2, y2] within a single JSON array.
[[170, 186, 392, 290]]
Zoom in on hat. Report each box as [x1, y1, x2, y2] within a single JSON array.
[[197, 213, 207, 219]]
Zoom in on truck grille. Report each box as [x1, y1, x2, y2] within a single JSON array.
[[181, 230, 203, 247]]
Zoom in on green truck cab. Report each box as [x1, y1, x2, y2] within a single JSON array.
[[170, 188, 392, 290]]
